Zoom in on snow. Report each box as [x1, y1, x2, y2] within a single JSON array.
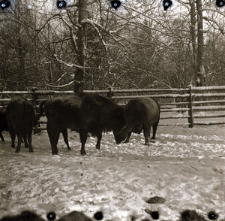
[[0, 125, 224, 221]]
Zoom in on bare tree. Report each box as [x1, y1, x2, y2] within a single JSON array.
[[74, 0, 89, 92], [196, 0, 205, 86], [1, 0, 225, 91]]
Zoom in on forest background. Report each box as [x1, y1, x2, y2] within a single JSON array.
[[0, 0, 224, 92]]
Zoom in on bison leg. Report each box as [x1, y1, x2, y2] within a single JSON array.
[[15, 130, 23, 153], [9, 127, 16, 148], [47, 121, 60, 155], [79, 130, 88, 155], [61, 128, 71, 150], [96, 133, 102, 150], [27, 126, 33, 152], [152, 121, 159, 140], [124, 131, 132, 143], [22, 131, 29, 148], [143, 125, 151, 145], [0, 132, 4, 142]]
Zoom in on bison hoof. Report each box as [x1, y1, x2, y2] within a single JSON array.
[[11, 145, 15, 148], [68, 147, 71, 151], [81, 150, 86, 156], [15, 149, 20, 153], [29, 149, 34, 152]]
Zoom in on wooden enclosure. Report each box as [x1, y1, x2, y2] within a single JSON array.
[[0, 86, 225, 129]]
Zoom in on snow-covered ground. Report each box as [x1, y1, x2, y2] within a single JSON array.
[[0, 125, 224, 221]]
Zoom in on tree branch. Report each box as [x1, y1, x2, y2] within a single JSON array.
[[54, 54, 85, 69]]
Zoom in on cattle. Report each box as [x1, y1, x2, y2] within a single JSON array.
[[44, 93, 125, 155], [6, 96, 38, 153], [39, 100, 71, 151], [0, 109, 8, 141], [114, 97, 160, 145]]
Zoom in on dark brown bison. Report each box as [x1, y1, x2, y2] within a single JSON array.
[[39, 99, 71, 151], [0, 109, 8, 141], [6, 96, 38, 153], [44, 93, 125, 155], [114, 97, 160, 145]]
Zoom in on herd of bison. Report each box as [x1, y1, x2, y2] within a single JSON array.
[[0, 94, 221, 221], [0, 93, 160, 155]]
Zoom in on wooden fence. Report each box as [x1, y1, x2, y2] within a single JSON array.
[[0, 86, 225, 128]]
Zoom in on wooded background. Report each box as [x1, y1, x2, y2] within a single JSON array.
[[0, 0, 224, 92]]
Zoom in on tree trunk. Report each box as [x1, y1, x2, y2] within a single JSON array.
[[190, 0, 196, 73], [74, 0, 88, 93], [196, 0, 205, 86], [17, 8, 26, 91]]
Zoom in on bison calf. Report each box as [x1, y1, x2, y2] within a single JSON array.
[[114, 97, 160, 145], [0, 109, 8, 141], [44, 93, 125, 155], [6, 96, 38, 153]]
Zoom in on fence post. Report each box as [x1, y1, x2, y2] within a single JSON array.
[[31, 87, 40, 134], [31, 87, 38, 110], [188, 85, 194, 128], [107, 87, 113, 99]]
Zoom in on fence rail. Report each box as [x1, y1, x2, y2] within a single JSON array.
[[0, 85, 225, 128]]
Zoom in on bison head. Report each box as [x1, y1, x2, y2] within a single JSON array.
[[111, 106, 127, 144], [112, 106, 136, 144], [114, 130, 126, 144]]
